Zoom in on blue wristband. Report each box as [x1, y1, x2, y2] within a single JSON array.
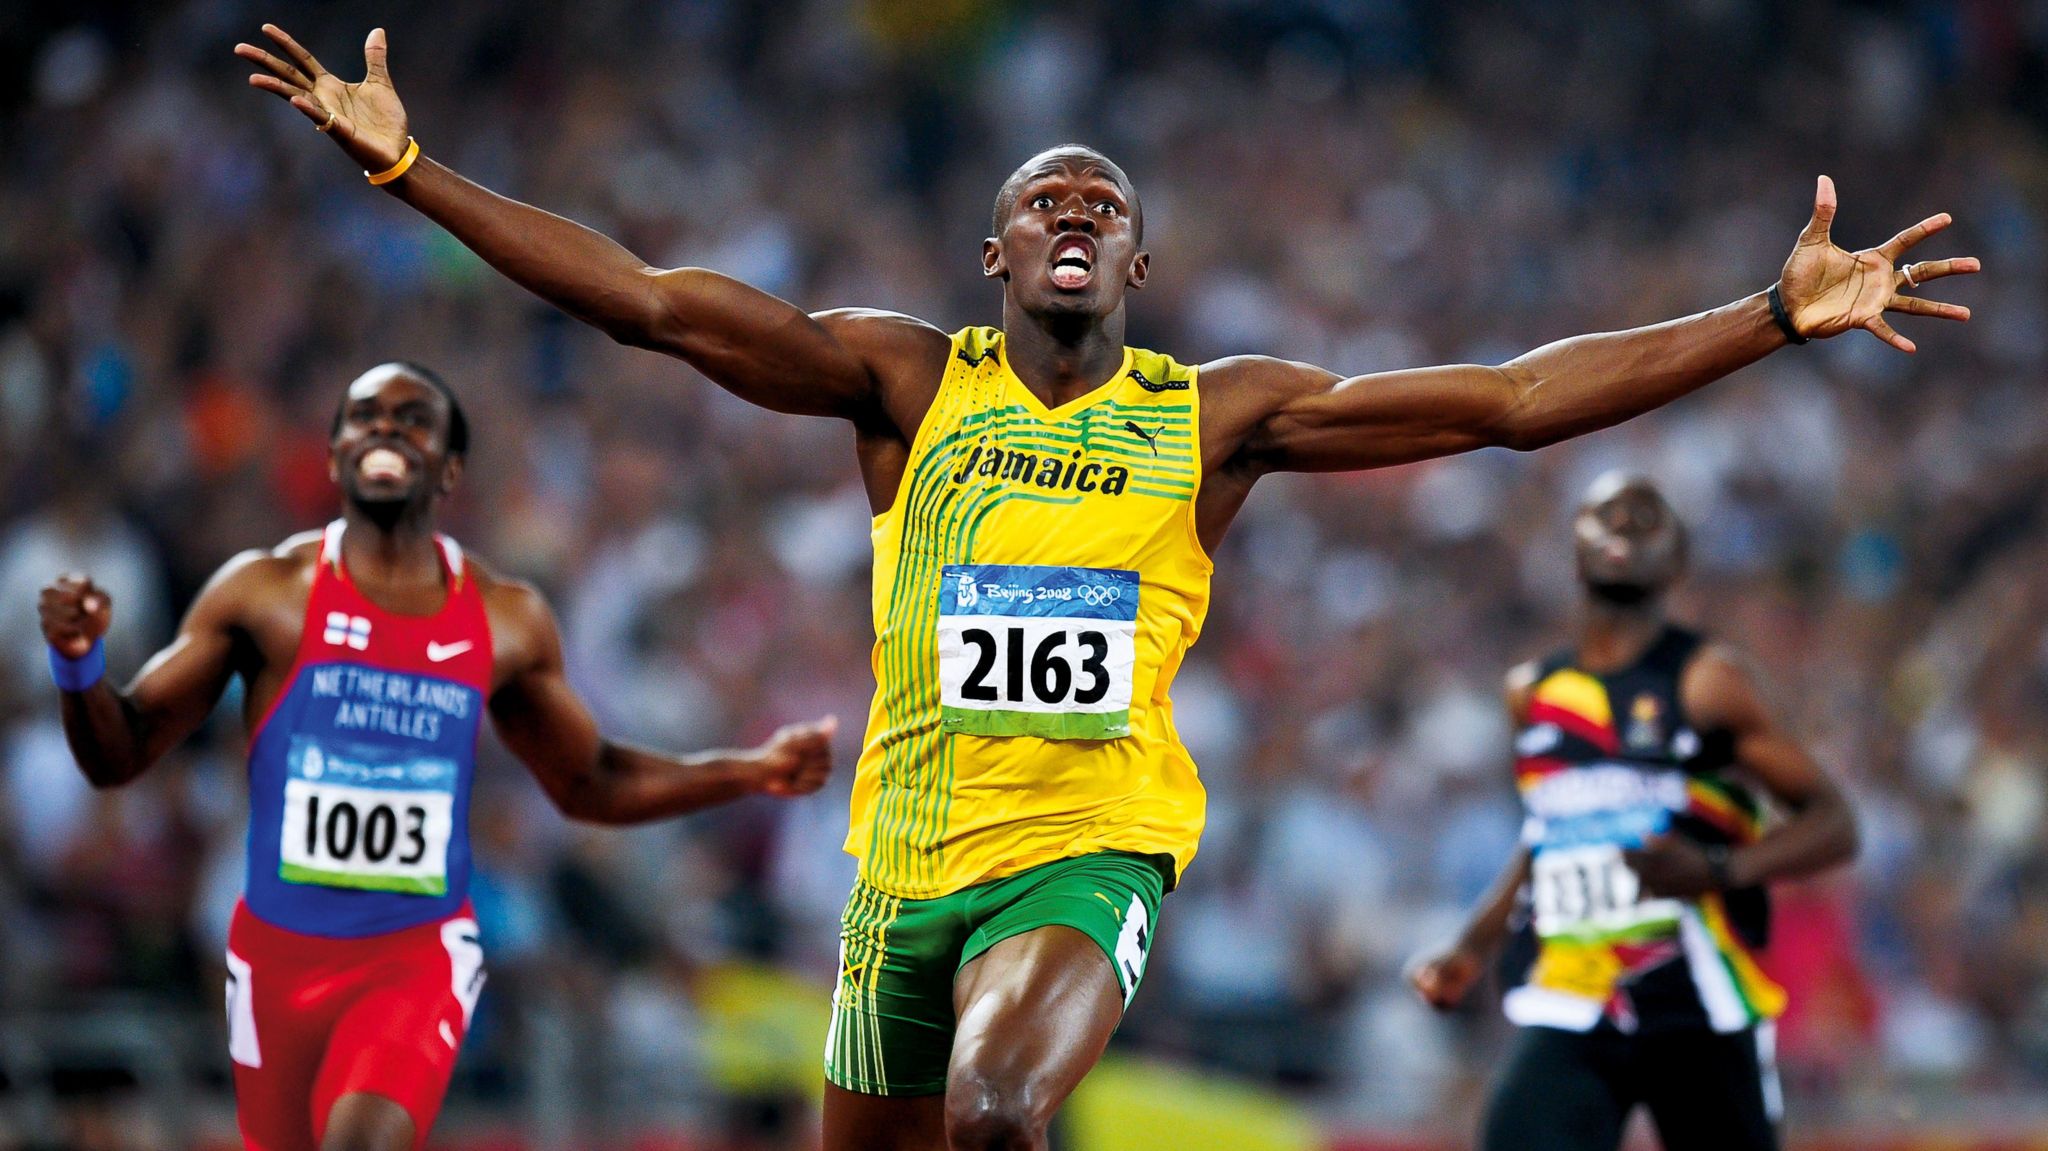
[[49, 638, 106, 692]]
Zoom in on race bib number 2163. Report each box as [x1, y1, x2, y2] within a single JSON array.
[[936, 564, 1138, 741]]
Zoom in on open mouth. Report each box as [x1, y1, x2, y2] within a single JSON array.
[[359, 447, 412, 483], [1050, 240, 1094, 290]]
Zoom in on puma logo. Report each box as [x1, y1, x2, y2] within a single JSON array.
[[1124, 421, 1165, 456]]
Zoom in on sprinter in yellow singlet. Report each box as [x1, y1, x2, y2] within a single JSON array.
[[244, 23, 1981, 1149]]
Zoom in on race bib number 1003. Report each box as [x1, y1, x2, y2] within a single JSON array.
[[937, 564, 1139, 741], [279, 735, 456, 896]]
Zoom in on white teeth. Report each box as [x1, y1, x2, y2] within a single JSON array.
[[360, 448, 410, 480]]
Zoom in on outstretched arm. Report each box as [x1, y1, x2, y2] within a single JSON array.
[[1217, 177, 1979, 473], [236, 25, 933, 420], [40, 562, 253, 788], [484, 583, 834, 824], [1625, 646, 1859, 897]]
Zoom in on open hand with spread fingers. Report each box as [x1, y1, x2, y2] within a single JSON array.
[[235, 24, 409, 174], [1775, 175, 1981, 353]]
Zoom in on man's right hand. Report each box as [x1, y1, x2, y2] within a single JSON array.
[[237, 24, 410, 173], [40, 574, 112, 660], [1407, 943, 1486, 1011]]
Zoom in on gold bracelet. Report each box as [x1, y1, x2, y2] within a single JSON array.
[[365, 137, 420, 186]]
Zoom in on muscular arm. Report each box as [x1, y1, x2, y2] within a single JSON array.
[[1216, 296, 1783, 472], [1625, 645, 1858, 897], [1683, 647, 1859, 888], [238, 25, 946, 422], [1208, 178, 1975, 477], [388, 161, 889, 417], [484, 583, 831, 824], [42, 558, 260, 788]]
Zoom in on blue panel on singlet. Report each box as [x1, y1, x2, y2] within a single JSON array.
[[244, 660, 482, 937]]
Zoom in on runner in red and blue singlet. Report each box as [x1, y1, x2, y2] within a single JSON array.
[[39, 362, 839, 1151]]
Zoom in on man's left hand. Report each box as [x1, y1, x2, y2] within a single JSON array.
[[1776, 175, 1980, 353]]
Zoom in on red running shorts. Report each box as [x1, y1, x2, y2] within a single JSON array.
[[225, 899, 486, 1151]]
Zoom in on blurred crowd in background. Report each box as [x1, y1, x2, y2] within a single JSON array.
[[2, 0, 2045, 1145]]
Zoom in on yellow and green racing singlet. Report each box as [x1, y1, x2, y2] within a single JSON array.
[[846, 327, 1213, 900]]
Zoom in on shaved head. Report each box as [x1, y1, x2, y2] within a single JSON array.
[[1574, 470, 1687, 602], [1577, 470, 1669, 516], [330, 361, 468, 457], [991, 144, 1144, 243]]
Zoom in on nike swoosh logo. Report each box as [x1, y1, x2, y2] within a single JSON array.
[[427, 641, 473, 662]]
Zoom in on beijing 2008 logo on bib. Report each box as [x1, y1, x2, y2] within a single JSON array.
[[279, 735, 458, 896], [935, 564, 1139, 741]]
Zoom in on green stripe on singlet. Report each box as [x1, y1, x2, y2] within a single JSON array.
[[887, 447, 1104, 888], [867, 387, 1197, 894], [997, 443, 1197, 476], [952, 423, 1196, 472], [872, 402, 1073, 889], [1000, 431, 1193, 458], [1016, 416, 1194, 446], [869, 457, 947, 887], [875, 410, 1016, 890], [891, 481, 983, 890], [872, 436, 972, 888], [910, 488, 1089, 862]]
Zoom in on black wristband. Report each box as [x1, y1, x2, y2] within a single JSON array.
[[1703, 844, 1735, 890], [1767, 283, 1807, 345]]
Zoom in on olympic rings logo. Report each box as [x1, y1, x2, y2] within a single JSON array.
[[1078, 585, 1123, 607]]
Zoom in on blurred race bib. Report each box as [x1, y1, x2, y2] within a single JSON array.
[[1531, 843, 1681, 939]]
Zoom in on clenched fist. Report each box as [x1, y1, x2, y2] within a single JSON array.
[[40, 574, 112, 660], [1408, 943, 1487, 1011], [746, 716, 839, 798]]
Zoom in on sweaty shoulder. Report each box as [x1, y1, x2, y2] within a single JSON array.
[[166, 534, 322, 664], [202, 532, 321, 608], [466, 558, 560, 682], [1195, 355, 1340, 469], [1678, 642, 1768, 732], [812, 309, 952, 434]]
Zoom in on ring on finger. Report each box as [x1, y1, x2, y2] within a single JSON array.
[[1901, 263, 1919, 288], [316, 108, 338, 133]]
